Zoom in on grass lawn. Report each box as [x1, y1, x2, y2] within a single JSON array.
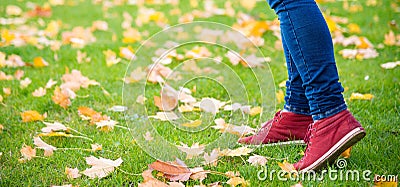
[[0, 0, 399, 186]]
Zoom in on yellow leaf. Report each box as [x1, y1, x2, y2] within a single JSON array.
[[240, 0, 256, 10], [181, 120, 202, 128], [374, 177, 398, 187], [249, 106, 262, 116], [21, 110, 45, 122], [226, 177, 249, 187], [33, 57, 49, 67], [38, 132, 73, 138], [276, 90, 285, 104], [384, 31, 396, 46], [1, 30, 15, 44], [349, 93, 374, 101], [340, 147, 352, 158], [347, 23, 361, 34], [278, 160, 297, 178]]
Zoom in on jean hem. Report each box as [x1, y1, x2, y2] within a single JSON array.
[[284, 104, 311, 116], [312, 103, 347, 120]]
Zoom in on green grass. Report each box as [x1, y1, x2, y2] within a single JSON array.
[[0, 0, 399, 186]]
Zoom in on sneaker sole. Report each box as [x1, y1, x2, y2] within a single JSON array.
[[300, 127, 366, 172], [242, 140, 306, 147]]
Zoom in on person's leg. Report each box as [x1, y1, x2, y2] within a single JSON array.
[[269, 0, 346, 120], [267, 0, 365, 171], [238, 35, 313, 145], [281, 33, 311, 116]]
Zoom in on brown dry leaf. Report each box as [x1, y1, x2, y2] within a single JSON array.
[[65, 167, 81, 179], [103, 49, 121, 67], [37, 132, 74, 138], [220, 147, 253, 157], [340, 147, 352, 158], [226, 177, 249, 187], [33, 57, 49, 67], [349, 93, 374, 101], [82, 156, 123, 179], [21, 110, 45, 122], [149, 159, 192, 182], [33, 137, 57, 156], [27, 5, 52, 18], [176, 142, 205, 159], [52, 87, 71, 109], [0, 124, 4, 133], [3, 87, 11, 96], [20, 145, 36, 161], [61, 69, 99, 91]]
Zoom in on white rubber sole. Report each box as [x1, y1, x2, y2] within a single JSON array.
[[238, 140, 306, 148], [300, 127, 366, 172]]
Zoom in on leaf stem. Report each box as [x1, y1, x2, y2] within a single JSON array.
[[116, 168, 141, 176]]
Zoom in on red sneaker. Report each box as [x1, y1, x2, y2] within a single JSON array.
[[238, 110, 313, 145], [294, 110, 366, 172]]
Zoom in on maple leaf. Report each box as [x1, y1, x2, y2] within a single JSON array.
[[226, 177, 249, 187], [147, 63, 172, 83], [181, 120, 202, 128], [20, 77, 32, 88], [32, 87, 46, 97], [95, 120, 118, 132], [14, 69, 24, 80], [91, 20, 108, 31], [0, 71, 13, 81], [149, 112, 179, 121], [6, 5, 22, 16], [103, 49, 121, 67], [33, 137, 57, 156], [277, 160, 297, 178], [247, 155, 268, 166], [203, 149, 219, 166], [349, 93, 374, 101], [212, 118, 255, 136], [384, 30, 396, 46], [195, 98, 227, 114], [21, 110, 45, 122], [20, 145, 36, 161], [291, 182, 304, 187], [78, 106, 99, 118], [82, 156, 123, 179], [41, 121, 68, 133], [122, 27, 142, 43], [124, 67, 146, 84], [76, 51, 91, 64], [33, 57, 49, 67], [138, 169, 169, 187], [149, 159, 192, 182], [176, 142, 205, 159], [52, 87, 71, 109], [374, 176, 398, 187], [65, 167, 81, 179], [119, 46, 135, 60], [61, 69, 99, 91], [136, 95, 147, 105]]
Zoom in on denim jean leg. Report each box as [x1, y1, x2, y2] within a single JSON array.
[[267, 0, 347, 120], [281, 33, 311, 116]]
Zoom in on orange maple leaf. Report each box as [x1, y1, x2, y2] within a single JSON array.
[[52, 87, 71, 109], [21, 110, 45, 122]]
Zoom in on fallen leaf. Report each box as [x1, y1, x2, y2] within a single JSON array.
[[212, 118, 255, 136], [95, 120, 118, 132], [65, 167, 81, 179], [33, 57, 49, 67], [340, 147, 352, 158], [108, 105, 127, 112], [226, 177, 249, 187], [6, 5, 22, 16], [82, 156, 123, 179], [149, 112, 179, 121], [220, 147, 253, 157], [91, 144, 102, 152], [41, 121, 68, 133], [21, 110, 45, 122], [203, 149, 219, 166], [374, 176, 398, 187], [52, 87, 71, 109], [177, 142, 205, 159], [181, 120, 202, 128], [32, 87, 46, 97], [276, 90, 285, 104], [381, 61, 400, 69], [278, 160, 297, 178], [349, 93, 374, 101], [136, 95, 147, 105], [249, 106, 262, 116], [103, 49, 121, 67], [119, 46, 135, 60], [33, 137, 57, 156], [149, 159, 192, 182], [20, 145, 36, 161], [143, 131, 153, 141], [138, 169, 169, 187], [247, 155, 268, 166], [20, 77, 32, 88]]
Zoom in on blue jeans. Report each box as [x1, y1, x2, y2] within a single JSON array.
[[268, 0, 347, 120]]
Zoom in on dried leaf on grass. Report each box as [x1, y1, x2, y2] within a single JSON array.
[[82, 156, 123, 179], [21, 110, 45, 122], [33, 137, 57, 156]]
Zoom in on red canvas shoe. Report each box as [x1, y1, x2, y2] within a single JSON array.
[[294, 110, 366, 172], [238, 110, 313, 145]]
